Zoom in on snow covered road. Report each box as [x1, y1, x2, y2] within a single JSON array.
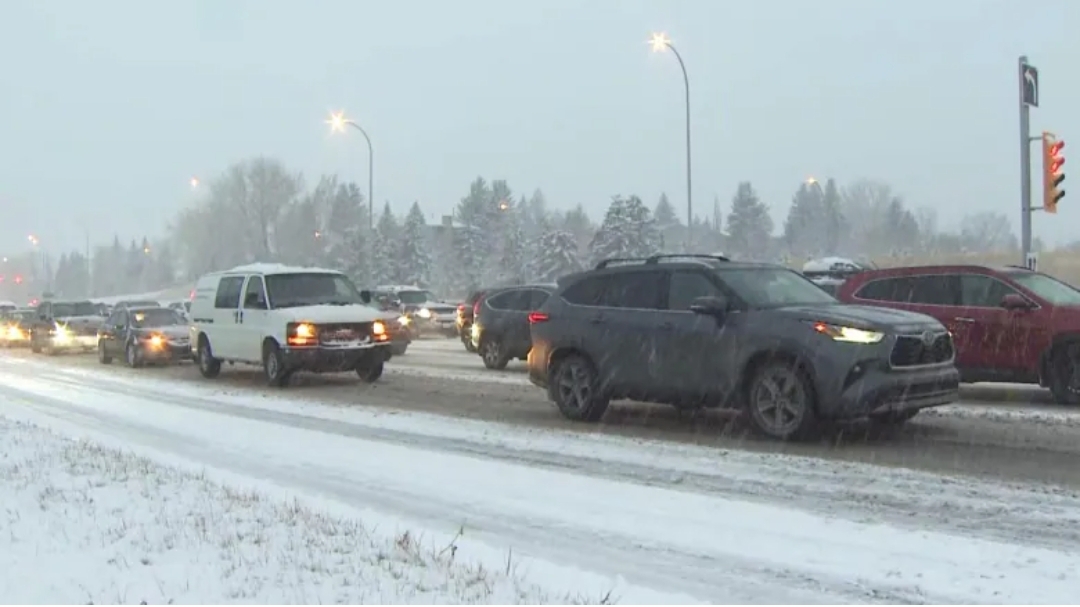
[[3, 358, 1080, 603]]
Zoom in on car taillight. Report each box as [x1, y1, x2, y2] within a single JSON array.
[[456, 304, 465, 317], [473, 299, 482, 316], [528, 311, 549, 324]]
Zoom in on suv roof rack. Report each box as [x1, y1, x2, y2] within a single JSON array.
[[595, 253, 730, 269]]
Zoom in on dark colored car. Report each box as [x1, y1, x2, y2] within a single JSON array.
[[0, 309, 36, 347], [526, 254, 959, 440], [97, 306, 191, 367], [472, 283, 555, 369], [29, 299, 105, 355], [456, 289, 489, 352], [836, 264, 1080, 404]]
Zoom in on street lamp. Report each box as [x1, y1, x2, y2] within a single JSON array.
[[327, 110, 375, 231], [649, 31, 693, 249], [190, 176, 200, 189]]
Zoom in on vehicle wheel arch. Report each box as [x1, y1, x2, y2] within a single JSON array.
[[1039, 332, 1080, 386], [546, 346, 597, 398], [738, 348, 820, 413]]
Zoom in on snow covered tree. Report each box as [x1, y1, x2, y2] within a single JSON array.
[[589, 195, 661, 265], [726, 182, 773, 260], [323, 182, 369, 284], [371, 202, 400, 285], [654, 192, 680, 253], [398, 201, 433, 287], [495, 204, 528, 284], [529, 230, 582, 282]]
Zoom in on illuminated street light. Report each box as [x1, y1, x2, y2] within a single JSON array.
[[190, 176, 200, 189], [27, 234, 38, 246], [648, 31, 693, 248], [326, 110, 375, 231]]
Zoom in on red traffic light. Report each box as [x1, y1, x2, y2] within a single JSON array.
[[14, 275, 22, 284]]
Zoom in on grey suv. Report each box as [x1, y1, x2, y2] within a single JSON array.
[[526, 254, 960, 440]]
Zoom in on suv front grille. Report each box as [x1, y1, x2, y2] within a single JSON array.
[[318, 322, 372, 345], [890, 332, 954, 367]]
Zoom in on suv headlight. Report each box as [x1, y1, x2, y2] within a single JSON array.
[[286, 322, 318, 346], [810, 322, 884, 344], [417, 307, 432, 319]]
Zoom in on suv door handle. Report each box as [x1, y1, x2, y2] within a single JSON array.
[[954, 317, 975, 323], [235, 310, 244, 324]]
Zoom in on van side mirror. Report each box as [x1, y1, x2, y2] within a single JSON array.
[[1002, 293, 1032, 310], [689, 295, 729, 318], [359, 290, 372, 304]]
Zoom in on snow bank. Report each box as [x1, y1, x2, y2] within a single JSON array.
[[0, 417, 592, 604]]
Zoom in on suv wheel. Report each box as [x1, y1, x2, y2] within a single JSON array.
[[263, 341, 290, 387], [197, 337, 222, 379], [98, 341, 112, 365], [746, 360, 818, 440], [552, 355, 609, 422], [356, 353, 385, 383], [480, 337, 509, 370], [1049, 343, 1080, 405]]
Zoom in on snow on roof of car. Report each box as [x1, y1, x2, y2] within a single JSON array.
[[223, 263, 342, 276], [802, 257, 865, 273]]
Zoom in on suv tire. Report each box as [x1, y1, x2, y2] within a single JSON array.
[[197, 337, 222, 379], [552, 354, 609, 422], [746, 359, 819, 440], [1049, 343, 1080, 405], [98, 341, 112, 364], [356, 351, 385, 383], [125, 341, 144, 368], [480, 337, 510, 370], [263, 341, 291, 387]]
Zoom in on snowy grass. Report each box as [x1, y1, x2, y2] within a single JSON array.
[[0, 417, 605, 605]]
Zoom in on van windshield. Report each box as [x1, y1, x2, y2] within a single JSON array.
[[265, 273, 363, 308]]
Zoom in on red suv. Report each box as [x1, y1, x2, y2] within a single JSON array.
[[836, 264, 1080, 404]]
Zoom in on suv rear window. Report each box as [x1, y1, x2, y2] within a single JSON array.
[[561, 272, 664, 309]]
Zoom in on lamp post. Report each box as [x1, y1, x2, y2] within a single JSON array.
[[649, 32, 693, 249], [327, 111, 375, 231]]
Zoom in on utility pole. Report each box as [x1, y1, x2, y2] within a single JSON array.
[[1019, 56, 1039, 269]]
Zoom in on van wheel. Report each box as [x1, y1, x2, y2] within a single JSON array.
[[356, 351, 385, 383], [551, 354, 609, 422], [1049, 343, 1080, 405], [262, 341, 290, 387], [746, 360, 819, 441], [197, 337, 222, 379], [480, 337, 509, 370]]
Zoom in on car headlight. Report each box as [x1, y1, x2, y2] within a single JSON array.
[[417, 307, 432, 319], [146, 334, 164, 348], [286, 322, 318, 346], [52, 325, 71, 341], [810, 322, 884, 344], [398, 315, 411, 326]]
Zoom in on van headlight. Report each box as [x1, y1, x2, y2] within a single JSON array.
[[810, 322, 884, 344], [398, 315, 411, 326], [417, 307, 432, 319]]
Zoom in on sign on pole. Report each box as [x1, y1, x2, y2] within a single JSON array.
[[1022, 63, 1039, 107]]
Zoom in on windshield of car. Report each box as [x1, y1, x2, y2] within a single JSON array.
[[1007, 272, 1080, 306], [52, 302, 100, 317], [9, 311, 35, 323], [121, 300, 159, 308], [718, 268, 839, 308], [397, 290, 435, 305], [265, 272, 363, 308], [131, 308, 184, 327]]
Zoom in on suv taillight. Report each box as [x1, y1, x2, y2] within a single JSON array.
[[528, 311, 549, 324]]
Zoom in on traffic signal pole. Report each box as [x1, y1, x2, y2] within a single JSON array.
[[1019, 57, 1032, 267]]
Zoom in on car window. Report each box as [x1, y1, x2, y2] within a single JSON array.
[[601, 271, 665, 309], [214, 276, 245, 309], [131, 308, 183, 327], [668, 270, 723, 311], [528, 289, 551, 309], [105, 311, 123, 326], [486, 289, 528, 310], [856, 277, 912, 302], [715, 268, 835, 308], [960, 275, 1019, 307], [909, 275, 960, 306], [397, 290, 435, 305], [1007, 272, 1080, 306], [243, 276, 268, 309], [561, 275, 610, 306]]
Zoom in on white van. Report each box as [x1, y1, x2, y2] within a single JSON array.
[[188, 263, 392, 386]]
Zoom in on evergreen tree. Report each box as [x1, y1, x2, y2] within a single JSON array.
[[726, 182, 773, 260], [589, 195, 661, 264], [529, 230, 582, 282], [783, 183, 826, 257], [371, 202, 400, 285], [398, 201, 433, 287], [324, 182, 369, 284], [496, 203, 527, 284], [654, 192, 680, 252], [821, 178, 845, 254]]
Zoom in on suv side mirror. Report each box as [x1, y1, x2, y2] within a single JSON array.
[[689, 295, 729, 317], [1002, 293, 1032, 310], [359, 290, 372, 304]]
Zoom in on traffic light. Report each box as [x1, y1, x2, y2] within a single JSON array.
[[1042, 131, 1065, 213], [13, 275, 21, 284]]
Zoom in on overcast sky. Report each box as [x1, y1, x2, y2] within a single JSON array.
[[1, 0, 1077, 257]]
